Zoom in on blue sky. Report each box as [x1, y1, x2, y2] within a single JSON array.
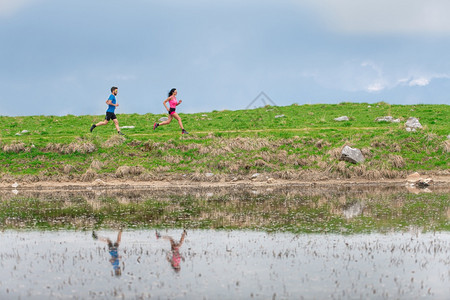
[[1, 0, 449, 116]]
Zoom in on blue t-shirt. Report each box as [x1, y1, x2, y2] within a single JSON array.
[[107, 94, 116, 113]]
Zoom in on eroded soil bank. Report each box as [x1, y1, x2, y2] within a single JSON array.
[[0, 174, 449, 192]]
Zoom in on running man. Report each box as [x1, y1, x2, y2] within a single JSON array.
[[92, 229, 123, 277], [90, 86, 125, 135], [153, 88, 188, 134]]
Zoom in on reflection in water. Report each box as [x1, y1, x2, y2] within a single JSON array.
[[0, 185, 448, 233], [156, 230, 187, 273], [93, 229, 123, 277], [0, 230, 449, 299]]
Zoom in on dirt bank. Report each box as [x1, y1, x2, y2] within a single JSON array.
[[1, 175, 449, 191]]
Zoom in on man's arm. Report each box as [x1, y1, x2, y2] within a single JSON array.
[[106, 100, 118, 107]]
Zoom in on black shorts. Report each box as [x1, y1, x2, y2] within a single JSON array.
[[105, 112, 117, 121], [168, 108, 176, 115]]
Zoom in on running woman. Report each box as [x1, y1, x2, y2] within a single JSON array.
[[155, 230, 187, 273], [90, 86, 125, 135], [153, 88, 188, 134]]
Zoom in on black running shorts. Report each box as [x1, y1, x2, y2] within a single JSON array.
[[105, 112, 117, 121]]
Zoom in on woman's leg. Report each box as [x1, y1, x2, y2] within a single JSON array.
[[172, 113, 184, 130], [159, 115, 173, 126]]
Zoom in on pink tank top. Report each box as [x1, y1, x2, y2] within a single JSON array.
[[169, 96, 178, 108]]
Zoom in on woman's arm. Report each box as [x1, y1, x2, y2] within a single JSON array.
[[163, 97, 171, 111]]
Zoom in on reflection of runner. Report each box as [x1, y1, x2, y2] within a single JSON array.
[[93, 229, 123, 277], [90, 86, 125, 135], [153, 88, 189, 134], [156, 229, 187, 273]]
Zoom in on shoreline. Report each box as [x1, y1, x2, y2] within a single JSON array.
[[1, 175, 449, 191]]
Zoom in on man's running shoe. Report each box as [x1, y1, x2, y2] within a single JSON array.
[[182, 129, 189, 134], [153, 122, 159, 130], [118, 131, 125, 136], [90, 124, 96, 132]]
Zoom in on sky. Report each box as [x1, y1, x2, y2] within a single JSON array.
[[1, 0, 450, 116]]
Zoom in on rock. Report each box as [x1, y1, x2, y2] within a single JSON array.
[[11, 189, 19, 195], [405, 117, 422, 131], [159, 117, 168, 122], [93, 179, 105, 186], [406, 172, 433, 189], [11, 182, 19, 188], [206, 192, 214, 197], [202, 114, 208, 117], [340, 146, 365, 164], [416, 178, 433, 188], [15, 133, 21, 136], [267, 178, 275, 183], [275, 114, 285, 118], [375, 116, 400, 123], [120, 126, 135, 129], [334, 116, 349, 121], [251, 173, 260, 179], [367, 105, 371, 108], [21, 130, 29, 134], [205, 173, 214, 177], [406, 172, 421, 182]]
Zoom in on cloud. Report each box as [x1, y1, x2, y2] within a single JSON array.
[[0, 0, 40, 17], [300, 0, 450, 35], [409, 78, 430, 87]]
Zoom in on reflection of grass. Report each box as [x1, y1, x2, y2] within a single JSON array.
[[0, 103, 449, 180], [0, 192, 448, 233]]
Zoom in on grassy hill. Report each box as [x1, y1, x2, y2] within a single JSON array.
[[0, 102, 448, 182]]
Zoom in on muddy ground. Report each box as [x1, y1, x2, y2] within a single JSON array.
[[1, 174, 449, 192]]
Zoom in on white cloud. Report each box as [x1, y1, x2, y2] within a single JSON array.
[[409, 77, 430, 87], [0, 0, 40, 18], [300, 0, 450, 35]]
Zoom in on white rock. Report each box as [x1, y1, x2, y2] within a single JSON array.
[[120, 126, 135, 129], [159, 117, 168, 122], [11, 182, 19, 188], [405, 117, 422, 130], [334, 116, 349, 121], [340, 146, 365, 164], [21, 130, 29, 133], [93, 179, 105, 185], [202, 114, 208, 117], [205, 173, 214, 177], [275, 114, 285, 118], [15, 133, 21, 136], [251, 173, 260, 179], [12, 189, 19, 195], [206, 192, 214, 197]]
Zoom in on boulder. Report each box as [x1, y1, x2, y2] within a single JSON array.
[[405, 117, 422, 132], [406, 172, 433, 189], [334, 116, 349, 121], [340, 146, 365, 164], [159, 117, 168, 122], [275, 114, 285, 118]]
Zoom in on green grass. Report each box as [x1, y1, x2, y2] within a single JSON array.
[[0, 102, 448, 180]]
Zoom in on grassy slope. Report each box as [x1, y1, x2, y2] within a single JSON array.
[[0, 102, 448, 181]]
